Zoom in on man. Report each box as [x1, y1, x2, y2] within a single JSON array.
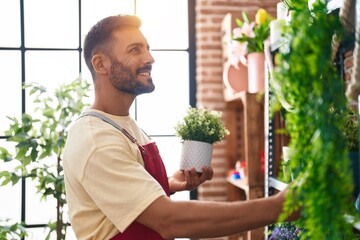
[[63, 14, 296, 240]]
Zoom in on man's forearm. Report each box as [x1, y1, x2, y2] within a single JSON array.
[[138, 192, 286, 239]]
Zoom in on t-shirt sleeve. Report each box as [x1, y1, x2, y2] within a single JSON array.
[[81, 130, 166, 232]]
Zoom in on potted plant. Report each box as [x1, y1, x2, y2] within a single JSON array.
[[174, 106, 229, 172], [0, 78, 90, 240], [230, 8, 273, 93]]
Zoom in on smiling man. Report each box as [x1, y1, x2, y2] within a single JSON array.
[[63, 14, 297, 240]]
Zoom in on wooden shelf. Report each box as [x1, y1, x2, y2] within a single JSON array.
[[227, 177, 249, 192], [224, 91, 265, 240]]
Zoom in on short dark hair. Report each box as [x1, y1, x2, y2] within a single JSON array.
[[83, 15, 142, 77]]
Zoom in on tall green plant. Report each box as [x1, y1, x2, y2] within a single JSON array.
[[0, 78, 90, 240], [272, 0, 357, 239]]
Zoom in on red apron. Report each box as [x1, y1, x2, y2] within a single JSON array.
[[79, 111, 170, 240], [110, 142, 170, 240]]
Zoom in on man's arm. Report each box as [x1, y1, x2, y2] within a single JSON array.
[[136, 190, 296, 239]]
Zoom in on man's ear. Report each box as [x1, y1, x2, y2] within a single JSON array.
[[92, 53, 109, 75]]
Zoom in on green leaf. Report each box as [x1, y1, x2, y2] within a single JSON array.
[[242, 11, 250, 23], [42, 108, 54, 118], [10, 173, 20, 185], [0, 147, 12, 162]]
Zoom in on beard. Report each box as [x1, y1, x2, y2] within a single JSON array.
[[109, 58, 155, 95]]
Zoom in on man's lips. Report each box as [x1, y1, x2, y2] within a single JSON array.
[[137, 66, 152, 76]]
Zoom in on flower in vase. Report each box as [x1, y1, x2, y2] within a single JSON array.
[[229, 8, 273, 68]]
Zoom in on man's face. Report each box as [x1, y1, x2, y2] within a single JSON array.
[[108, 28, 155, 95]]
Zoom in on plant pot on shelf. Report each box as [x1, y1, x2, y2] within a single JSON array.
[[247, 52, 265, 93], [179, 140, 213, 173]]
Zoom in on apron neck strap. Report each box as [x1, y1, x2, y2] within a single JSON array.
[[79, 111, 146, 154]]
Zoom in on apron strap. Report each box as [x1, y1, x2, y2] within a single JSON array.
[[79, 111, 146, 154]]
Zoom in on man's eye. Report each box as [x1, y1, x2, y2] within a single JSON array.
[[130, 47, 140, 53]]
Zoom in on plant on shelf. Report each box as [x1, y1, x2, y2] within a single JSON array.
[[271, 0, 358, 239], [230, 8, 274, 93], [230, 8, 273, 67], [175, 106, 229, 172], [0, 78, 90, 240]]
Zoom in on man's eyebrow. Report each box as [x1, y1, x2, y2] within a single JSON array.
[[126, 42, 150, 50]]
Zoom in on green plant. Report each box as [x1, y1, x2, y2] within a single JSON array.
[[281, 0, 294, 10], [0, 78, 90, 240], [232, 8, 273, 55], [174, 107, 229, 144], [0, 219, 27, 240], [271, 0, 357, 239], [345, 109, 359, 151]]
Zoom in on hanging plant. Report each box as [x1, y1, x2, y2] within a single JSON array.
[[272, 0, 358, 239]]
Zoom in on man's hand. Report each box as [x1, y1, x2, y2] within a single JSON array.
[[168, 166, 214, 193]]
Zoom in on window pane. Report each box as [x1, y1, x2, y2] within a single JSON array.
[[25, 50, 79, 114], [24, 227, 76, 240], [81, 0, 134, 44], [137, 0, 188, 49], [136, 51, 189, 135], [24, 0, 79, 48], [0, 1, 21, 47], [26, 178, 57, 224], [0, 51, 22, 135], [0, 141, 21, 222]]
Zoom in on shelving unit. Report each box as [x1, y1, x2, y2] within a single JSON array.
[[224, 91, 265, 240], [263, 36, 294, 198]]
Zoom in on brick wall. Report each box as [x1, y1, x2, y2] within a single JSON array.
[[344, 50, 354, 87], [195, 0, 277, 203]]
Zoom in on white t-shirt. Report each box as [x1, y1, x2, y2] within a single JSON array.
[[63, 109, 166, 240]]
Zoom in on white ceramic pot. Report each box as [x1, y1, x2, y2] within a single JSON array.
[[180, 140, 213, 172]]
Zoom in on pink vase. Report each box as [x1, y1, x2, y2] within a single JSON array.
[[223, 61, 248, 93], [247, 52, 265, 93]]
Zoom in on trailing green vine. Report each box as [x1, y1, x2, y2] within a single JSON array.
[[272, 0, 357, 238]]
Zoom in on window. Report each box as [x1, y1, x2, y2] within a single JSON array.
[[0, 0, 195, 238]]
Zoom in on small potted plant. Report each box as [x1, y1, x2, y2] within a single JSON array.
[[174, 106, 229, 172]]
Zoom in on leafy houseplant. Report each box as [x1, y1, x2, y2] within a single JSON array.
[[175, 106, 229, 144], [175, 107, 229, 172], [271, 0, 357, 239], [0, 78, 90, 240]]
